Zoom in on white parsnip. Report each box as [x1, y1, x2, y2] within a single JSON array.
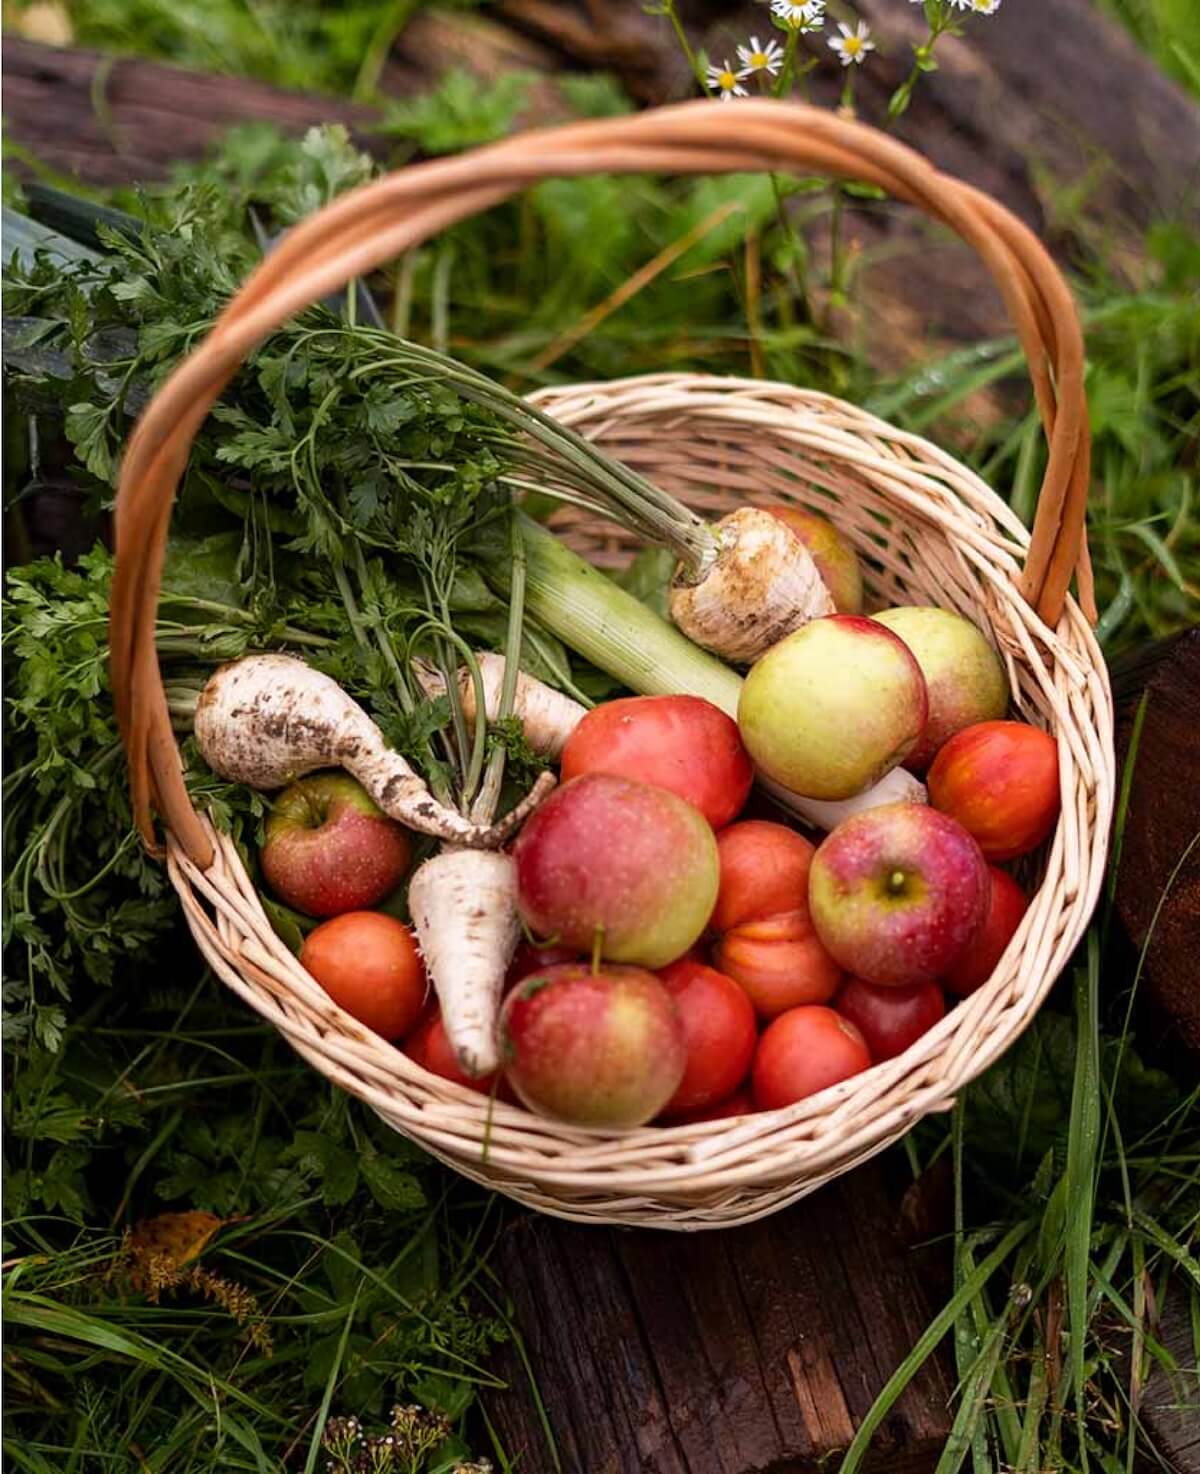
[[408, 847, 520, 1077], [418, 653, 587, 760], [194, 653, 547, 848], [669, 507, 835, 664]]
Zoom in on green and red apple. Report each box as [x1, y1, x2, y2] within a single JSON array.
[[871, 606, 1008, 770], [513, 773, 719, 968], [738, 615, 929, 800], [768, 506, 864, 614], [808, 802, 989, 987]]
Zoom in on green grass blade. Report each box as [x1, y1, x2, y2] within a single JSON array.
[[837, 1220, 1033, 1474]]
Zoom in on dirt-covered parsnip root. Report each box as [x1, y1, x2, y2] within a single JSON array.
[[407, 847, 521, 1077], [194, 653, 526, 848], [669, 508, 835, 665], [418, 653, 587, 761]]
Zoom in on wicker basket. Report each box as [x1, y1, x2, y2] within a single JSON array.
[[110, 100, 1115, 1229]]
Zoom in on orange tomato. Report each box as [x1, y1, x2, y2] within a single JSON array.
[[300, 911, 426, 1040]]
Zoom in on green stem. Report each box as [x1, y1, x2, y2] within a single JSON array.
[[662, 0, 709, 90], [471, 511, 528, 826], [489, 515, 743, 717]]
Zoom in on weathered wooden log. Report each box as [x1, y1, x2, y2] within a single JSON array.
[[485, 1165, 952, 1474], [1111, 628, 1200, 1062]]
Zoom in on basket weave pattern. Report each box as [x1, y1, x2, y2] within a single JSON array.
[[113, 102, 1115, 1228]]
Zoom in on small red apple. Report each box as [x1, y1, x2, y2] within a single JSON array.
[[928, 721, 1060, 860], [500, 963, 686, 1126], [835, 976, 945, 1061], [666, 1087, 756, 1124], [559, 694, 753, 829], [261, 772, 412, 918], [513, 773, 719, 969], [943, 866, 1029, 996], [808, 802, 989, 987]]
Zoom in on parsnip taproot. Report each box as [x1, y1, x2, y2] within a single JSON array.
[[407, 847, 520, 1078], [194, 654, 548, 848], [417, 653, 587, 761]]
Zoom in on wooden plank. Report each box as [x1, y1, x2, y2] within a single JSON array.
[[485, 1165, 952, 1474], [1111, 629, 1200, 1061], [1139, 1280, 1200, 1474]]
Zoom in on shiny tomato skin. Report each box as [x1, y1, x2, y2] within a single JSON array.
[[943, 866, 1029, 996], [928, 721, 1059, 860], [711, 820, 816, 931], [751, 1006, 871, 1110], [835, 976, 945, 1061], [657, 959, 758, 1116], [714, 910, 843, 1017], [404, 1012, 506, 1097], [560, 695, 753, 830], [300, 911, 425, 1039], [666, 1087, 756, 1124]]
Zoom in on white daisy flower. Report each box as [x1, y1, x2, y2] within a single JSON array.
[[828, 19, 875, 65], [956, 0, 1001, 13], [706, 59, 749, 101], [770, 0, 826, 30], [736, 35, 785, 77]]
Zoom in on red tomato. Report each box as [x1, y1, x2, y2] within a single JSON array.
[[928, 721, 1059, 860], [943, 866, 1029, 996], [657, 959, 758, 1116], [300, 912, 425, 1039], [711, 820, 816, 931], [507, 942, 582, 989], [404, 1011, 506, 1098], [835, 977, 945, 1061], [752, 1006, 871, 1110], [667, 1088, 756, 1124], [714, 910, 843, 1017], [559, 695, 753, 830]]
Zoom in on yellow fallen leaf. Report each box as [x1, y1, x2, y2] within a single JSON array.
[[129, 1210, 224, 1279]]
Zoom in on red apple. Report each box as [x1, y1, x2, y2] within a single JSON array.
[[500, 963, 686, 1126], [808, 802, 989, 987], [560, 695, 753, 829], [261, 772, 412, 918], [752, 1006, 871, 1110], [738, 615, 929, 799], [943, 866, 1029, 996], [871, 606, 1009, 771], [928, 721, 1060, 860], [513, 774, 719, 969], [768, 505, 864, 614], [657, 959, 758, 1117], [835, 976, 945, 1061]]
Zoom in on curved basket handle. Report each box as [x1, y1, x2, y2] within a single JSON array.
[[109, 98, 1094, 868]]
